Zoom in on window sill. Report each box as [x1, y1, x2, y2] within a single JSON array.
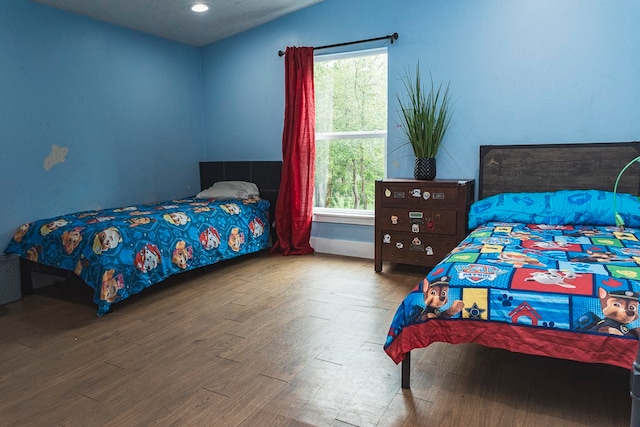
[[312, 208, 374, 226]]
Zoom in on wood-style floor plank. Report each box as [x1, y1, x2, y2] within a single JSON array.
[[0, 252, 633, 426]]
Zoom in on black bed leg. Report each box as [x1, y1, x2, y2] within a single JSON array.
[[19, 258, 33, 295], [401, 352, 411, 389], [630, 346, 640, 427]]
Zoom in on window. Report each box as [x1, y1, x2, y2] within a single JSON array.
[[313, 48, 387, 217]]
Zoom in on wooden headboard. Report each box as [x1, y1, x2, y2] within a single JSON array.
[[198, 161, 282, 221], [479, 142, 640, 200]]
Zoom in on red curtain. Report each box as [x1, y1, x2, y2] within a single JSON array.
[[271, 46, 315, 256]]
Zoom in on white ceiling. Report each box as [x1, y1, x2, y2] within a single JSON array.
[[32, 0, 324, 47]]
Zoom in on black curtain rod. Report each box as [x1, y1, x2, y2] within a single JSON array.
[[278, 32, 398, 57]]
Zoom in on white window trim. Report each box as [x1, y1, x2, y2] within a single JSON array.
[[316, 130, 387, 141], [312, 207, 374, 226]]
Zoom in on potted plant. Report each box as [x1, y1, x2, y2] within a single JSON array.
[[397, 63, 453, 180]]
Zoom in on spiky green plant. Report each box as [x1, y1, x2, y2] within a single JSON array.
[[397, 64, 453, 159]]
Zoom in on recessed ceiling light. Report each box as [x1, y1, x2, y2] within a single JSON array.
[[190, 3, 210, 13]]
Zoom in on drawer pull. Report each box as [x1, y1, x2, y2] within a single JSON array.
[[433, 193, 445, 200], [426, 246, 434, 255], [409, 211, 423, 219], [393, 191, 406, 198]]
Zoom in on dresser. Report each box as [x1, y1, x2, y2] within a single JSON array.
[[374, 179, 475, 272]]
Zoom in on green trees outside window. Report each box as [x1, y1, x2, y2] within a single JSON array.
[[314, 49, 387, 210]]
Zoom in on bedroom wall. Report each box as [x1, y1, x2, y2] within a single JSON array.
[[201, 0, 640, 258], [0, 1, 205, 247]]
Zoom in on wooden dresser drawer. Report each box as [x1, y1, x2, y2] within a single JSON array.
[[378, 208, 457, 235], [379, 232, 456, 267], [379, 184, 461, 209]]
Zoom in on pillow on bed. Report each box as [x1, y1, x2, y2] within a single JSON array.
[[196, 181, 260, 199], [468, 189, 640, 229]]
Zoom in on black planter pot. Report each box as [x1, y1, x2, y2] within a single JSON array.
[[414, 157, 436, 180]]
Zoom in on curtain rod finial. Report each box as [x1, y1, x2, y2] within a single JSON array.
[[278, 50, 285, 57]]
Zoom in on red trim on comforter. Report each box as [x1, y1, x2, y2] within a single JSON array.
[[385, 319, 638, 369]]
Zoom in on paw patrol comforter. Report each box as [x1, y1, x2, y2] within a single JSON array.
[[385, 190, 640, 369], [5, 197, 270, 316]]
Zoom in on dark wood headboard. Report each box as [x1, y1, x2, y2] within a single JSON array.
[[198, 161, 282, 222], [479, 142, 640, 199]]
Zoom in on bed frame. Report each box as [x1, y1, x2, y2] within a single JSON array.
[[400, 141, 640, 419], [19, 160, 283, 298], [478, 142, 640, 199]]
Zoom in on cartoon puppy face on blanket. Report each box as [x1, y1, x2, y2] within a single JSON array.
[[93, 227, 122, 254], [13, 224, 29, 242], [134, 244, 162, 273], [172, 241, 193, 269], [100, 269, 124, 303], [61, 227, 83, 254], [421, 276, 464, 320]]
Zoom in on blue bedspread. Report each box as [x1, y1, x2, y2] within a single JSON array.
[[5, 197, 270, 316]]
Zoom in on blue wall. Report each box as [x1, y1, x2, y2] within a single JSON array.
[[202, 0, 640, 245], [3, 0, 639, 251], [0, 1, 205, 246]]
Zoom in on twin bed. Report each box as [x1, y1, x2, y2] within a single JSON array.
[[5, 161, 282, 316], [383, 142, 640, 396]]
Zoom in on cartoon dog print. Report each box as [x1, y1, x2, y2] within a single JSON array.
[[491, 251, 545, 268], [524, 269, 578, 289], [249, 218, 264, 238], [25, 245, 42, 262], [242, 197, 260, 205], [86, 216, 115, 224], [163, 212, 190, 226], [13, 224, 29, 243], [199, 226, 221, 250], [92, 227, 122, 254], [134, 243, 162, 273], [570, 250, 625, 263], [100, 269, 124, 303], [228, 227, 245, 252], [172, 241, 193, 269], [113, 206, 137, 213], [221, 203, 241, 215], [420, 276, 464, 320], [589, 287, 640, 336], [193, 206, 211, 213], [129, 210, 152, 216], [75, 257, 89, 275], [40, 219, 68, 236], [61, 227, 83, 254], [127, 217, 153, 227], [530, 241, 569, 251]]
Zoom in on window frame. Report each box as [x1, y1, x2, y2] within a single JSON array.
[[312, 47, 388, 224]]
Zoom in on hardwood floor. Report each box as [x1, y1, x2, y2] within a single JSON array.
[[0, 252, 633, 426]]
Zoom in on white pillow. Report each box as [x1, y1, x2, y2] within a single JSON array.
[[196, 181, 260, 199]]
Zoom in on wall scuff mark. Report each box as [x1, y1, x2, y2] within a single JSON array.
[[44, 144, 68, 171]]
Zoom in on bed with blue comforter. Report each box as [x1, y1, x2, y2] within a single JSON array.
[[385, 189, 640, 386], [5, 196, 270, 316]]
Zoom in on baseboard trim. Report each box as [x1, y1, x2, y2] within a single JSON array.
[[310, 237, 374, 259]]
